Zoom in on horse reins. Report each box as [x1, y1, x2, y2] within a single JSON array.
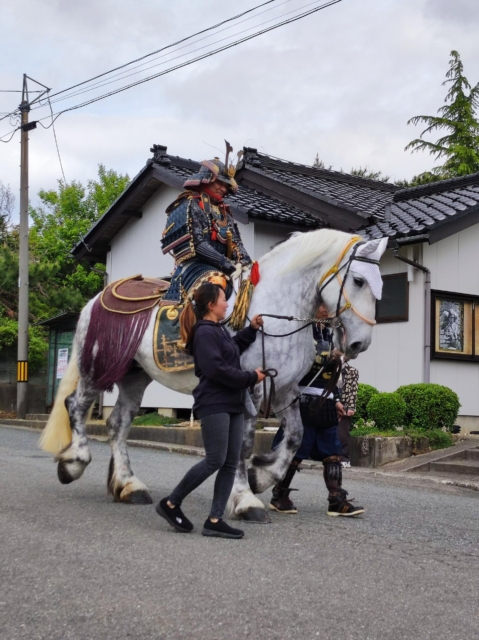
[[255, 236, 379, 418]]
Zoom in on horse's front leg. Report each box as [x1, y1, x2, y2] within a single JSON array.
[[248, 395, 303, 494], [225, 386, 270, 523], [107, 365, 153, 504]]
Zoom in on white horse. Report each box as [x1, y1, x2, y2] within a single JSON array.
[[40, 228, 386, 522]]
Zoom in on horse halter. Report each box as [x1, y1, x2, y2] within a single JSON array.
[[318, 236, 379, 327]]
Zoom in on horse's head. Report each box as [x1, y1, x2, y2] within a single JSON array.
[[319, 237, 388, 359]]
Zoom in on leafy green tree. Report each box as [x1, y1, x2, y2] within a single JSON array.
[[312, 154, 390, 182], [404, 50, 479, 184], [349, 166, 391, 183], [0, 164, 129, 367], [0, 181, 14, 241], [313, 153, 333, 170]]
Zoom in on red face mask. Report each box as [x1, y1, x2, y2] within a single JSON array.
[[202, 184, 225, 203]]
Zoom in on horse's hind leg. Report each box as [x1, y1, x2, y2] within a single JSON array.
[[56, 377, 97, 484], [107, 365, 153, 504]]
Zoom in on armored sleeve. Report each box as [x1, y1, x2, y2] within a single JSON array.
[[189, 200, 236, 274], [232, 222, 252, 265]]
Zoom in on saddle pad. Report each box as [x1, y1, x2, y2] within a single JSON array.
[[153, 305, 194, 372], [101, 275, 170, 314]]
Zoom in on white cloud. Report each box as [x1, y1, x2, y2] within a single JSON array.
[[1, 0, 478, 220]]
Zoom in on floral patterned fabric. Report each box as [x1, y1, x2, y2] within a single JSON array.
[[340, 362, 359, 412]]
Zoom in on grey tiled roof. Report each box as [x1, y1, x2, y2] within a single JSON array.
[[365, 174, 479, 239], [163, 150, 479, 241], [246, 152, 398, 218]]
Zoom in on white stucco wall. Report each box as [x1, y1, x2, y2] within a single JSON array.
[[102, 185, 279, 412], [355, 222, 479, 417], [103, 183, 479, 418]]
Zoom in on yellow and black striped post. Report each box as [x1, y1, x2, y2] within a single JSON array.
[[17, 361, 28, 383]]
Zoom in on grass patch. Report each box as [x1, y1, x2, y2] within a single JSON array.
[[132, 413, 183, 426], [351, 427, 454, 450]]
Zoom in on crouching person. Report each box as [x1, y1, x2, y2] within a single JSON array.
[[269, 315, 364, 517]]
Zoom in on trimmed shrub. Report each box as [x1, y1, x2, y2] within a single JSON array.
[[366, 392, 406, 432], [395, 383, 460, 431], [353, 383, 380, 423]]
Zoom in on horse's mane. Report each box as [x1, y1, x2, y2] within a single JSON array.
[[261, 228, 358, 274]]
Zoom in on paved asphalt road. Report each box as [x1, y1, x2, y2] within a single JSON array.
[[2, 426, 479, 640]]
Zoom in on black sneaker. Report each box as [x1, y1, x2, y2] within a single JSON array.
[[327, 498, 365, 517], [202, 518, 244, 539], [156, 497, 194, 532]]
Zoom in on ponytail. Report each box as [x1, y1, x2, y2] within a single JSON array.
[[179, 282, 222, 349], [180, 302, 197, 347]]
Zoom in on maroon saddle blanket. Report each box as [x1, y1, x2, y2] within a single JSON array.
[[100, 275, 170, 314]]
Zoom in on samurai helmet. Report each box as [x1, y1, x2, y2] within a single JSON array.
[[183, 140, 239, 194]]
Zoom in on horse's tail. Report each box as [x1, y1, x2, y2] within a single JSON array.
[[39, 345, 79, 454]]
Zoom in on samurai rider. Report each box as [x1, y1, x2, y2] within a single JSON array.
[[161, 146, 252, 304], [269, 307, 364, 517]]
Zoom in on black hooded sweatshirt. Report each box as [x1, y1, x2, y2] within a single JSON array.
[[190, 320, 259, 418]]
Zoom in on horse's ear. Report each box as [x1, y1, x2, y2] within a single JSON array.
[[359, 237, 387, 260]]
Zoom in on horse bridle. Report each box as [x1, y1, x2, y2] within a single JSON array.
[[318, 235, 378, 327], [257, 235, 380, 417]]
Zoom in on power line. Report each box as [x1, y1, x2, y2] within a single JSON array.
[[44, 0, 281, 102], [48, 97, 66, 184], [1, 0, 341, 141], [2, 0, 283, 126], [43, 0, 329, 111], [36, 0, 342, 124], [0, 127, 19, 143], [40, 0, 296, 109]]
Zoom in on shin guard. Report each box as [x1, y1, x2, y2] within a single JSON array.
[[272, 458, 301, 498], [322, 455, 347, 502]]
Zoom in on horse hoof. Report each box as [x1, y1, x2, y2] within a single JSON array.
[[122, 490, 153, 505], [238, 507, 271, 524], [57, 460, 74, 484]]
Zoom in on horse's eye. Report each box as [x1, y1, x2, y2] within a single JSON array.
[[353, 277, 364, 288]]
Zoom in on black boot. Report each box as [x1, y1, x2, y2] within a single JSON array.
[[323, 455, 364, 517], [269, 459, 301, 514]]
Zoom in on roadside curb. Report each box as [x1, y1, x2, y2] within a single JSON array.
[[2, 422, 478, 492]]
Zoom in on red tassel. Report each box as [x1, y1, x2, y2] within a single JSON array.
[[250, 261, 260, 286], [211, 229, 217, 241]]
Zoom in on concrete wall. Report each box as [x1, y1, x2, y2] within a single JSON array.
[[355, 222, 479, 420]]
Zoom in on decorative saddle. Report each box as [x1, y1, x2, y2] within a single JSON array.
[[100, 275, 169, 314]]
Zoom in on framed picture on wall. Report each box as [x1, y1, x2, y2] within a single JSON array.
[[432, 291, 476, 360]]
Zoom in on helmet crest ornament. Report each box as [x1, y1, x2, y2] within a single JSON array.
[[183, 139, 238, 194]]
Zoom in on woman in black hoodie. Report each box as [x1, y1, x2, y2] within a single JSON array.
[[157, 282, 265, 539]]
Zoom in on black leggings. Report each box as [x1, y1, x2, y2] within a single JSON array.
[[169, 412, 245, 518]]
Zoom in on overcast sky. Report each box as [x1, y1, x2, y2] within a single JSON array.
[[1, 0, 478, 220]]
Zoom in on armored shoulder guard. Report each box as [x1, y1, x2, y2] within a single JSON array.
[[161, 191, 199, 264]]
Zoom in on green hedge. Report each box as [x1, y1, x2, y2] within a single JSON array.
[[353, 383, 379, 423], [366, 392, 406, 431], [395, 383, 460, 431]]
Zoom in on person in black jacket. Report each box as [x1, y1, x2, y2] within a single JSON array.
[[157, 282, 265, 539]]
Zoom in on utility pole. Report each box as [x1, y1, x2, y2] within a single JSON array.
[[16, 75, 49, 418], [17, 75, 30, 418]]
